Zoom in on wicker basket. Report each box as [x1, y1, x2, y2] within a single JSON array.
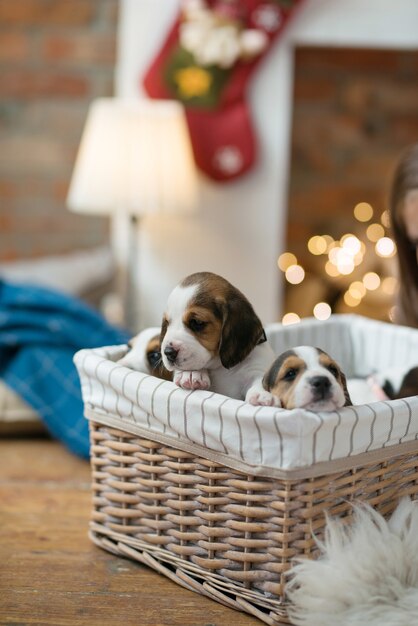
[[75, 315, 418, 625]]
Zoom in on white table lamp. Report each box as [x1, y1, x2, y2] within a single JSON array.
[[67, 98, 198, 329]]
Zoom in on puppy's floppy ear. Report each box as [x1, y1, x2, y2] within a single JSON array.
[[262, 351, 295, 393], [262, 370, 271, 392], [218, 292, 265, 369], [340, 370, 352, 406], [160, 316, 168, 344], [396, 366, 418, 399]]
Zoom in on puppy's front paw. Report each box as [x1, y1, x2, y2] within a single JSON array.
[[174, 369, 211, 391], [246, 387, 281, 407]]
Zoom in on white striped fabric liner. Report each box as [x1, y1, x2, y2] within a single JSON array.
[[74, 315, 418, 479], [265, 314, 418, 378]]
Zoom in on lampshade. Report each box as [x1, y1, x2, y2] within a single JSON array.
[[67, 98, 198, 216]]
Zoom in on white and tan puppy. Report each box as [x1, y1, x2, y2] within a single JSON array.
[[160, 271, 279, 406], [263, 346, 352, 411], [118, 327, 172, 381]]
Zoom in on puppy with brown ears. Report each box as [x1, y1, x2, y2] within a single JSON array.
[[263, 346, 352, 411], [118, 327, 172, 381], [160, 271, 279, 406]]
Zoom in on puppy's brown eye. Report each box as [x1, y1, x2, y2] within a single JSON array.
[[189, 318, 207, 333], [283, 368, 298, 381], [327, 364, 339, 378]]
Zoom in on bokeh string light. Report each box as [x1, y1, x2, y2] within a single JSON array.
[[308, 235, 328, 255], [381, 210, 391, 228], [354, 202, 373, 222], [285, 263, 305, 285], [282, 312, 300, 326], [278, 200, 398, 323], [278, 252, 297, 271], [363, 271, 381, 291], [375, 237, 396, 258], [366, 223, 385, 242], [313, 302, 331, 320]]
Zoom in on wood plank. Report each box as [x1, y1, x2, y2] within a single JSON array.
[[0, 439, 261, 625]]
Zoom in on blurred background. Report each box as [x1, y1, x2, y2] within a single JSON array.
[[0, 0, 117, 309], [0, 0, 417, 329], [283, 44, 417, 324]]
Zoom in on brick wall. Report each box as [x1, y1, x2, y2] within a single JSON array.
[[284, 46, 418, 320], [0, 0, 118, 261]]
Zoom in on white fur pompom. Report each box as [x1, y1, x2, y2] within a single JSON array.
[[286, 498, 418, 626]]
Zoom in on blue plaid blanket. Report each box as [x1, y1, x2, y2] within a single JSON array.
[[0, 279, 130, 458]]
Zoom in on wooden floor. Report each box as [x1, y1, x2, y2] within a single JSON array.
[[0, 437, 261, 626]]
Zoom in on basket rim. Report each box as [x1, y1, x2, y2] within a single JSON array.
[[86, 407, 418, 480]]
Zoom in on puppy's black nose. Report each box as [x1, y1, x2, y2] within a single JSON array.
[[310, 376, 331, 398], [164, 345, 178, 365]]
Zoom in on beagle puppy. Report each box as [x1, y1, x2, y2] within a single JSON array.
[[160, 271, 279, 406], [118, 327, 172, 381], [263, 346, 352, 411]]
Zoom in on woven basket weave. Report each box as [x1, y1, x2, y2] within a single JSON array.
[[89, 422, 418, 625], [75, 315, 418, 624]]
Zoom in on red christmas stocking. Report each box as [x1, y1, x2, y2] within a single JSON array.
[[143, 0, 305, 182]]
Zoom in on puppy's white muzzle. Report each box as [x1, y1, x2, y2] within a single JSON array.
[[295, 371, 345, 411], [161, 331, 212, 372]]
